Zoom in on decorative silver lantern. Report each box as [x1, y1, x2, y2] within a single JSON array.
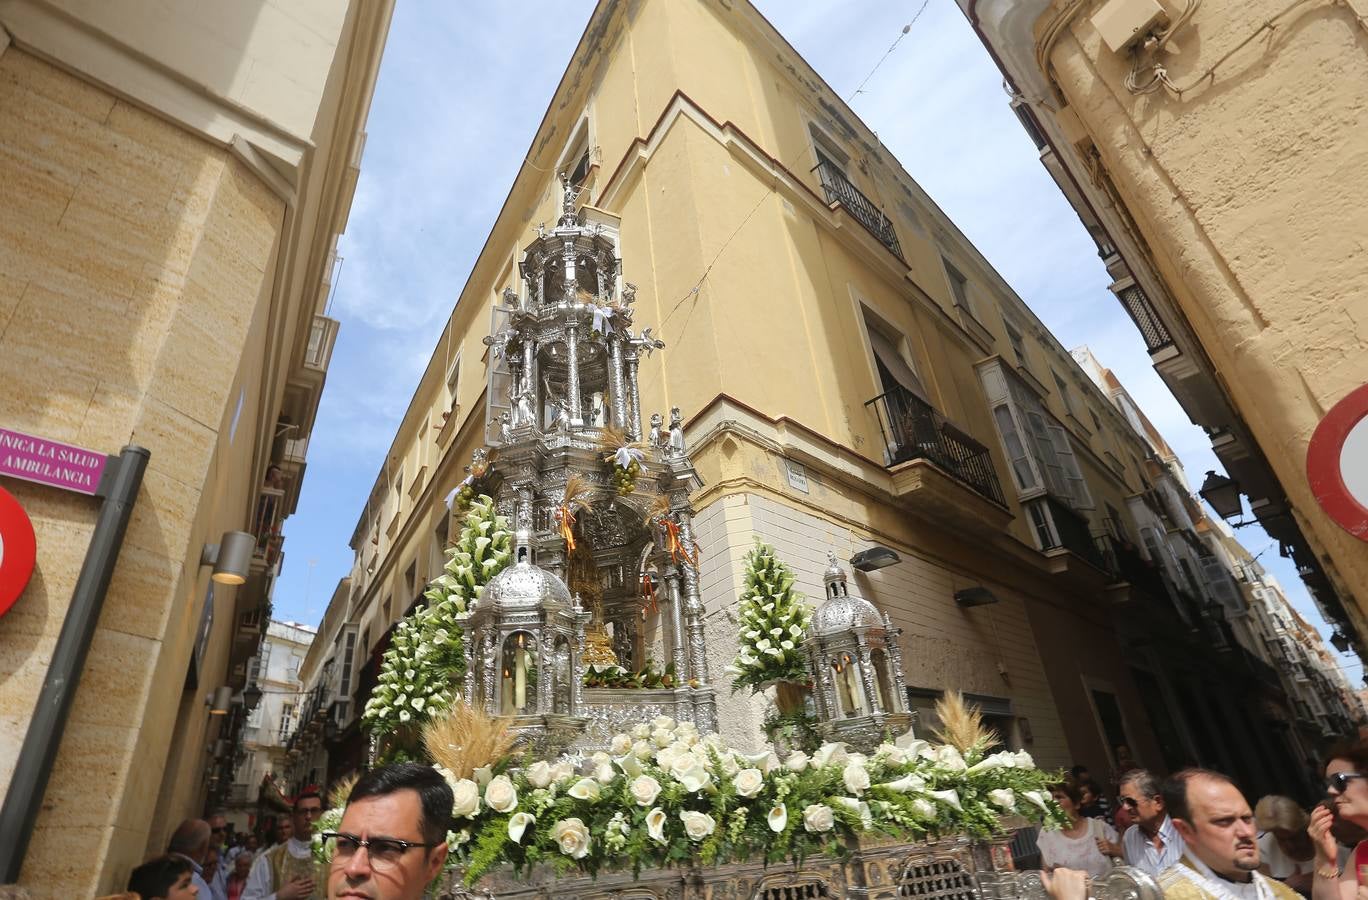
[[802, 552, 913, 751], [461, 529, 591, 752]]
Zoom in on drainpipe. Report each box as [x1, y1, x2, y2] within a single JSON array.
[[0, 445, 149, 882]]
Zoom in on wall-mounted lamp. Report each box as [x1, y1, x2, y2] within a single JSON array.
[[207, 686, 233, 715], [954, 586, 1000, 608], [200, 531, 255, 585], [242, 683, 263, 710], [1197, 471, 1243, 521], [850, 546, 901, 572]]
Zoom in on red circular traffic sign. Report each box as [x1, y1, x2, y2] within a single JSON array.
[[1307, 382, 1368, 541], [0, 484, 37, 618]]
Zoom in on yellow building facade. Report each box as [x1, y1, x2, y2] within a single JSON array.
[[314, 0, 1313, 810], [0, 1, 391, 893], [962, 0, 1368, 650]]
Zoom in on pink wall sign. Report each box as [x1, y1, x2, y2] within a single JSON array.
[[0, 428, 108, 496]]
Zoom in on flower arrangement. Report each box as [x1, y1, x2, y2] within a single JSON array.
[[725, 540, 811, 691], [438, 712, 1065, 886], [582, 660, 678, 689], [361, 495, 512, 753]]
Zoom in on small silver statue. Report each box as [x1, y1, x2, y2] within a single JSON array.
[[513, 385, 535, 427], [648, 412, 664, 449], [497, 411, 513, 444], [667, 406, 686, 456]]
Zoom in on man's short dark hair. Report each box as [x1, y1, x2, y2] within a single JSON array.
[[128, 855, 193, 899], [348, 763, 453, 846], [1119, 768, 1161, 799], [293, 789, 323, 811], [1163, 768, 1239, 824], [1070, 765, 1090, 779]]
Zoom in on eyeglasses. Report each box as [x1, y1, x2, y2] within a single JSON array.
[[1120, 797, 1140, 809], [1327, 772, 1368, 793], [296, 806, 325, 818], [321, 832, 441, 869]]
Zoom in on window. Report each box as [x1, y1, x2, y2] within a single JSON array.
[[404, 561, 417, 600], [943, 258, 973, 316], [993, 406, 1038, 491], [1051, 370, 1076, 418], [1026, 499, 1057, 548], [1090, 406, 1103, 431], [445, 358, 460, 412], [1105, 502, 1128, 541], [382, 594, 393, 623], [1004, 321, 1028, 367], [808, 123, 850, 185], [864, 312, 927, 400], [559, 115, 593, 187]]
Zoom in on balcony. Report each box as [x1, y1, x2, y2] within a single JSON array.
[[303, 314, 340, 375], [251, 487, 286, 575], [1115, 285, 1172, 352], [813, 159, 902, 259], [867, 386, 1007, 507], [1032, 496, 1109, 588], [1095, 533, 1170, 602]]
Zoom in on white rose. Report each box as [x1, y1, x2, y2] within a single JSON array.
[[911, 798, 936, 818], [484, 775, 518, 813], [719, 752, 740, 777], [811, 742, 849, 769], [934, 745, 967, 772], [451, 778, 481, 818], [630, 775, 662, 807], [803, 803, 835, 833], [678, 765, 712, 793], [473, 766, 493, 787], [655, 745, 680, 772], [876, 743, 909, 765], [610, 733, 634, 755], [785, 751, 810, 773], [651, 728, 674, 749], [680, 810, 716, 841], [989, 788, 1016, 810], [551, 817, 591, 859], [733, 768, 765, 798], [843, 763, 871, 795], [631, 723, 652, 740], [525, 761, 554, 789], [508, 811, 536, 843], [646, 806, 669, 845], [652, 715, 677, 731], [768, 802, 788, 833], [590, 751, 611, 767], [633, 740, 654, 760], [594, 762, 616, 784], [670, 750, 700, 778], [1015, 750, 1035, 769], [567, 777, 601, 801], [929, 789, 962, 811], [881, 773, 926, 793], [551, 761, 577, 784]]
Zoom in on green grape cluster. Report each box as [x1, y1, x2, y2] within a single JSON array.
[[612, 459, 641, 495]]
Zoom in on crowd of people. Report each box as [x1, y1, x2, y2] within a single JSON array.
[[1038, 739, 1368, 900], [113, 764, 450, 900]]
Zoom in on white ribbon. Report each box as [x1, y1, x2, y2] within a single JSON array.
[[612, 446, 645, 469]]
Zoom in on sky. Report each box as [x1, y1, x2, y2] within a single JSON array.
[[274, 0, 1362, 684]]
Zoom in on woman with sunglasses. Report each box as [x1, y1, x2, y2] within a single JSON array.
[[1310, 741, 1368, 900]]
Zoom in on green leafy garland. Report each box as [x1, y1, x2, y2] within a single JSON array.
[[725, 541, 812, 690], [361, 495, 512, 747], [427, 719, 1064, 885], [583, 660, 678, 689]]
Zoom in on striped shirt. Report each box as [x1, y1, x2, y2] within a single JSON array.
[[1123, 814, 1186, 877]]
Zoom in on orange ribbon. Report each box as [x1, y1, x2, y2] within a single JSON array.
[[556, 505, 577, 553], [640, 572, 658, 618], [661, 519, 699, 567]]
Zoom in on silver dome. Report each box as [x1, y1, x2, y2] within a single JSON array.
[[811, 592, 885, 636], [482, 559, 572, 607]]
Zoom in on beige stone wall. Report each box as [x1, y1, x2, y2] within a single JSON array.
[[1044, 0, 1368, 604], [0, 48, 284, 895]]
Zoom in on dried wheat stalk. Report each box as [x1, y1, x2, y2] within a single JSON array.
[[422, 702, 519, 781], [931, 690, 999, 754]]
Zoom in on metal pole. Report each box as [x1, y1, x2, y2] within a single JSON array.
[[0, 444, 149, 882]]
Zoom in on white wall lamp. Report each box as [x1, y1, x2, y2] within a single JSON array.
[[207, 686, 234, 716], [200, 531, 255, 585]]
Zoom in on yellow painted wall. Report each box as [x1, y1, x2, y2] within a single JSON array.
[[0, 48, 287, 895], [1042, 0, 1368, 605]]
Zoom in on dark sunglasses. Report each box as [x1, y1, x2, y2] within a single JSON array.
[[1327, 772, 1368, 793]]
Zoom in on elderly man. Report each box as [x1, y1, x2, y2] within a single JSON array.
[[1120, 769, 1186, 876], [1045, 769, 1299, 900], [242, 791, 325, 899], [167, 819, 216, 899], [323, 763, 451, 900]]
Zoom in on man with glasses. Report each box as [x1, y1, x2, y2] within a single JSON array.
[[243, 790, 326, 899], [321, 763, 452, 900], [1120, 769, 1186, 876]]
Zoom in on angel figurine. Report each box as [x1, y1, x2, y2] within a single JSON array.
[[648, 412, 665, 449], [667, 406, 686, 456]]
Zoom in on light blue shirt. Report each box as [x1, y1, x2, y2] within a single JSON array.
[[170, 853, 215, 900], [1123, 814, 1186, 876]]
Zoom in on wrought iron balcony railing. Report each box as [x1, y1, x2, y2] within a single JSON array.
[[1035, 496, 1106, 569], [866, 385, 1006, 507], [1094, 533, 1170, 599], [813, 159, 902, 259]]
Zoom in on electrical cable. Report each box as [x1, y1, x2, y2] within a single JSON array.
[[847, 2, 927, 103]]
